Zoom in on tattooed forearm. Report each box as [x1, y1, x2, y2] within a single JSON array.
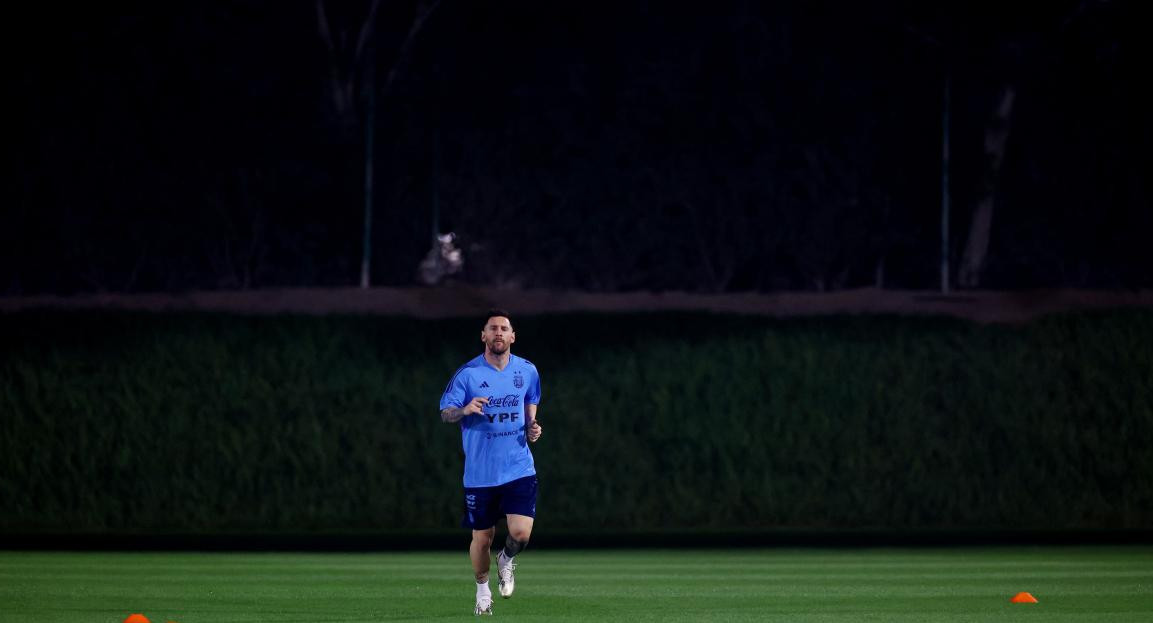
[[441, 407, 465, 423]]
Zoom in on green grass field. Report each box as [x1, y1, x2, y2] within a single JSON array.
[[2, 547, 1151, 622]]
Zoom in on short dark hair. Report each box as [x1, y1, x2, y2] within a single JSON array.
[[484, 308, 513, 330]]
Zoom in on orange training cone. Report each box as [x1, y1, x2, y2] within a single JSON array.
[[1010, 592, 1038, 603], [124, 615, 150, 623]]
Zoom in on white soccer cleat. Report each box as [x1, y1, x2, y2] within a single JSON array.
[[474, 595, 493, 616], [497, 557, 516, 598]]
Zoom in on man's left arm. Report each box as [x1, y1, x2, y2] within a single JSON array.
[[526, 403, 541, 442], [525, 366, 542, 442]]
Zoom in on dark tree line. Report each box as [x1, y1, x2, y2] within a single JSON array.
[[8, 0, 1149, 295]]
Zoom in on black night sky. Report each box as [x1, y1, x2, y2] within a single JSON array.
[[10, 0, 1150, 295]]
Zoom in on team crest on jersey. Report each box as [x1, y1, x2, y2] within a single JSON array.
[[513, 371, 524, 389]]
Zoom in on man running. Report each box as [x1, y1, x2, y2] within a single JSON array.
[[439, 309, 543, 616]]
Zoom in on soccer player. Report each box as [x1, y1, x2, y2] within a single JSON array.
[[440, 309, 543, 616]]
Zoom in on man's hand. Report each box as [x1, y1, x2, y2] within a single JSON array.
[[441, 396, 489, 423], [463, 396, 489, 416], [527, 420, 542, 442]]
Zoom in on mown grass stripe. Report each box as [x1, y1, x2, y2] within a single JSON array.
[[2, 547, 1151, 622]]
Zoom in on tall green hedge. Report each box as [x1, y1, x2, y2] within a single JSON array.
[[2, 310, 1151, 533]]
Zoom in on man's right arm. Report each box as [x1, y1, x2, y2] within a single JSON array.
[[441, 407, 467, 423], [441, 396, 489, 423]]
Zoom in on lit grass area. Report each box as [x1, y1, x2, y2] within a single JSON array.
[[2, 547, 1151, 621]]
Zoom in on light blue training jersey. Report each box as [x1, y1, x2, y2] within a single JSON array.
[[440, 354, 541, 488]]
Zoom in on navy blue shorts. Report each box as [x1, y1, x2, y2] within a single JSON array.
[[462, 475, 538, 530]]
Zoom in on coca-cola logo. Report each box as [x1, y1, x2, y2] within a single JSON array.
[[486, 394, 521, 407]]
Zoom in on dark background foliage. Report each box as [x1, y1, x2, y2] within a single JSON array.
[[3, 310, 1150, 534]]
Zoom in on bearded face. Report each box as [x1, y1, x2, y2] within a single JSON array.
[[481, 316, 515, 356]]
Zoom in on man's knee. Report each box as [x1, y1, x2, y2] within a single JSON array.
[[508, 526, 531, 543], [472, 528, 495, 547], [506, 514, 534, 544]]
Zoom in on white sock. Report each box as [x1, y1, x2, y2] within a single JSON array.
[[477, 579, 491, 597], [498, 551, 514, 568]]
